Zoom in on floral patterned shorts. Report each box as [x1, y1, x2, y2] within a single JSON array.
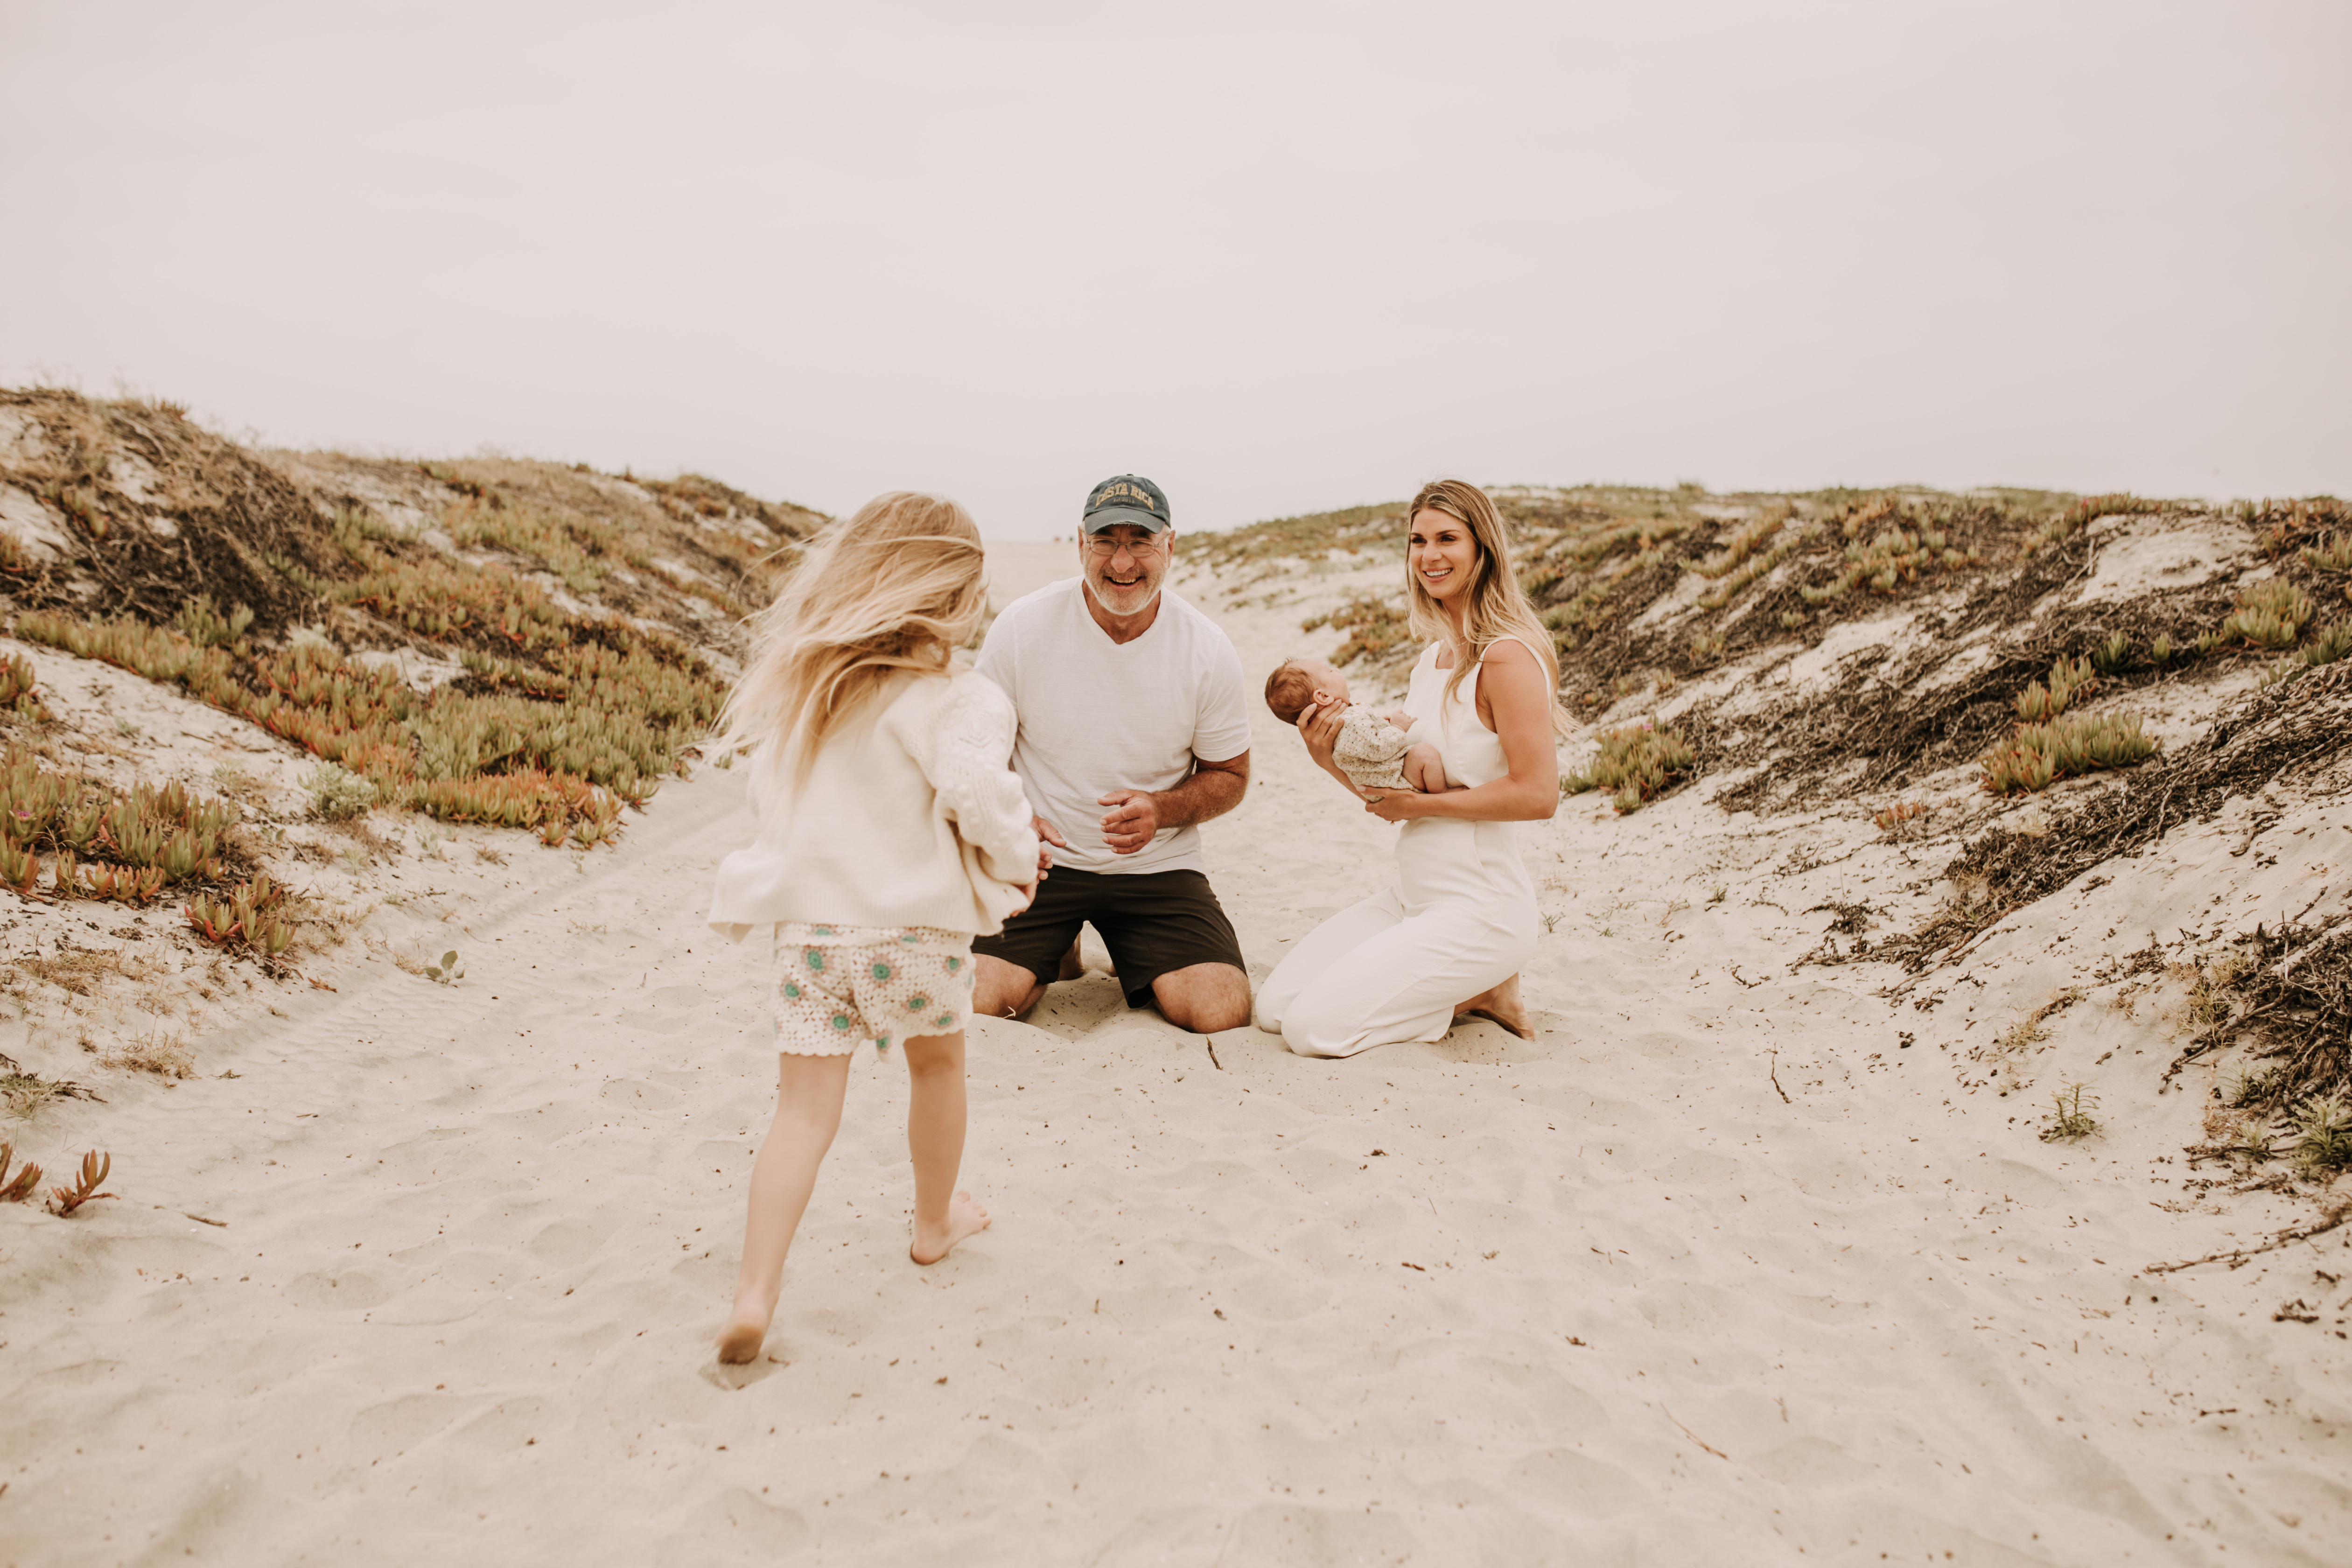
[[770, 923, 975, 1057]]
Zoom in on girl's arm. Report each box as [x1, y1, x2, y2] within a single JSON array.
[[927, 678, 1042, 887], [1363, 639, 1557, 824]]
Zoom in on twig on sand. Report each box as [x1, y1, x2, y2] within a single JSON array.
[[2146, 1203, 2350, 1275], [1204, 1036, 1223, 1071], [1767, 1048, 1791, 1104], [1941, 911, 2015, 969], [1727, 964, 1762, 989], [1665, 1407, 1728, 1460]]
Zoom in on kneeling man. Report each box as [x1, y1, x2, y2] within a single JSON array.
[[972, 474, 1253, 1032]]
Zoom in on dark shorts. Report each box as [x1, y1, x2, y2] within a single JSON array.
[[972, 866, 1246, 1008]]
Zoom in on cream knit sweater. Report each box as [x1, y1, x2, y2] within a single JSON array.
[[707, 669, 1039, 941]]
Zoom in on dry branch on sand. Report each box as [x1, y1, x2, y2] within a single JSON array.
[[100, 1031, 193, 1080], [0, 1050, 101, 1116], [2161, 916, 2352, 1147], [1887, 658, 2352, 976]]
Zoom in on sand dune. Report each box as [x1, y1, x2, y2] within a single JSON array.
[[1, 541, 2346, 1567]]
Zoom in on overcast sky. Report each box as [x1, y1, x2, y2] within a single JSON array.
[[4, 2, 2345, 538]]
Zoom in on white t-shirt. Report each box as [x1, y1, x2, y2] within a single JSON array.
[[975, 577, 1252, 876]]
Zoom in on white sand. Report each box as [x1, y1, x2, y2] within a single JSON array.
[[1, 541, 2346, 1565]]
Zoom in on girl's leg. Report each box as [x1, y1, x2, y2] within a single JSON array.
[[718, 1050, 854, 1364], [900, 1029, 991, 1264], [1252, 889, 1407, 1036]]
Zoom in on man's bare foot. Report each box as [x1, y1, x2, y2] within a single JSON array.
[[716, 1285, 779, 1364], [1056, 940, 1085, 982], [1454, 973, 1532, 1039], [910, 1190, 991, 1265]]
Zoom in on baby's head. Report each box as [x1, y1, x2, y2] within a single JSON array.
[[1264, 657, 1350, 725]]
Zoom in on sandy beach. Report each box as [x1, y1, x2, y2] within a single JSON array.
[[0, 529, 2342, 1567]]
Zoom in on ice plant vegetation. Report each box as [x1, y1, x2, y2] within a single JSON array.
[[14, 599, 716, 847], [1978, 711, 2156, 795], [1564, 722, 1695, 814], [0, 742, 234, 902], [45, 1149, 114, 1216], [183, 873, 295, 959], [2012, 655, 2096, 722], [2218, 580, 2313, 651]]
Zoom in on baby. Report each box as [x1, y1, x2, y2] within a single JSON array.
[[1264, 656, 1450, 794]]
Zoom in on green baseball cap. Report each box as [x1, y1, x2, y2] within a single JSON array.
[[1082, 474, 1172, 534]]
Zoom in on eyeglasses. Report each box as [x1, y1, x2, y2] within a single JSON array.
[[1085, 533, 1164, 558]]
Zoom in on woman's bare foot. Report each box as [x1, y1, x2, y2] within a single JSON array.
[[910, 1190, 991, 1265], [1454, 973, 1532, 1039], [1055, 940, 1114, 981], [716, 1283, 780, 1364]]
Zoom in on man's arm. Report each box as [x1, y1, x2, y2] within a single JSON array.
[[1098, 751, 1250, 855]]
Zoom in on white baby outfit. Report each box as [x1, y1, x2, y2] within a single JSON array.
[[707, 669, 1038, 1055], [1329, 704, 1421, 791]]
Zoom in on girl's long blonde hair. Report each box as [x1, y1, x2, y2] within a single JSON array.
[[713, 491, 987, 791], [1404, 479, 1574, 738]]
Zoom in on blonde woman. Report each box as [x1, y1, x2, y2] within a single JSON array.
[[705, 492, 1040, 1363], [1254, 480, 1570, 1057]]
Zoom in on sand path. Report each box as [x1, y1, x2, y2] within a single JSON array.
[[2, 545, 2343, 1566]]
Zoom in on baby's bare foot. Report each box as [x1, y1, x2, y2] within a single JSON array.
[[1454, 973, 1532, 1039], [910, 1190, 991, 1265], [716, 1285, 778, 1364]]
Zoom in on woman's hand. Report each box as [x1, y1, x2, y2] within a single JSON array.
[[1297, 695, 1370, 800], [1361, 788, 1424, 823], [1299, 695, 1344, 770]]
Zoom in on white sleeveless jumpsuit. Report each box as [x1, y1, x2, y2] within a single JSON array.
[[1254, 638, 1541, 1058]]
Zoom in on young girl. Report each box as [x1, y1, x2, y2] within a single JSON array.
[[706, 491, 1039, 1365]]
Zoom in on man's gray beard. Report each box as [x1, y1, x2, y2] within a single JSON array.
[[1084, 574, 1164, 615]]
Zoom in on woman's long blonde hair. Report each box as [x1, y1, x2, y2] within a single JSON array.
[[713, 491, 987, 791], [1404, 479, 1573, 738]]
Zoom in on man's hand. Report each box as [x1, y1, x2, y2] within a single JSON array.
[[1032, 815, 1066, 880], [1098, 790, 1161, 855]]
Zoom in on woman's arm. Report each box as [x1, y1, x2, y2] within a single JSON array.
[[1364, 640, 1558, 824], [1297, 696, 1372, 801]]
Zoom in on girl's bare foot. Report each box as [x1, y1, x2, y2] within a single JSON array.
[[716, 1284, 779, 1364], [1454, 973, 1532, 1039], [910, 1190, 991, 1265]]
